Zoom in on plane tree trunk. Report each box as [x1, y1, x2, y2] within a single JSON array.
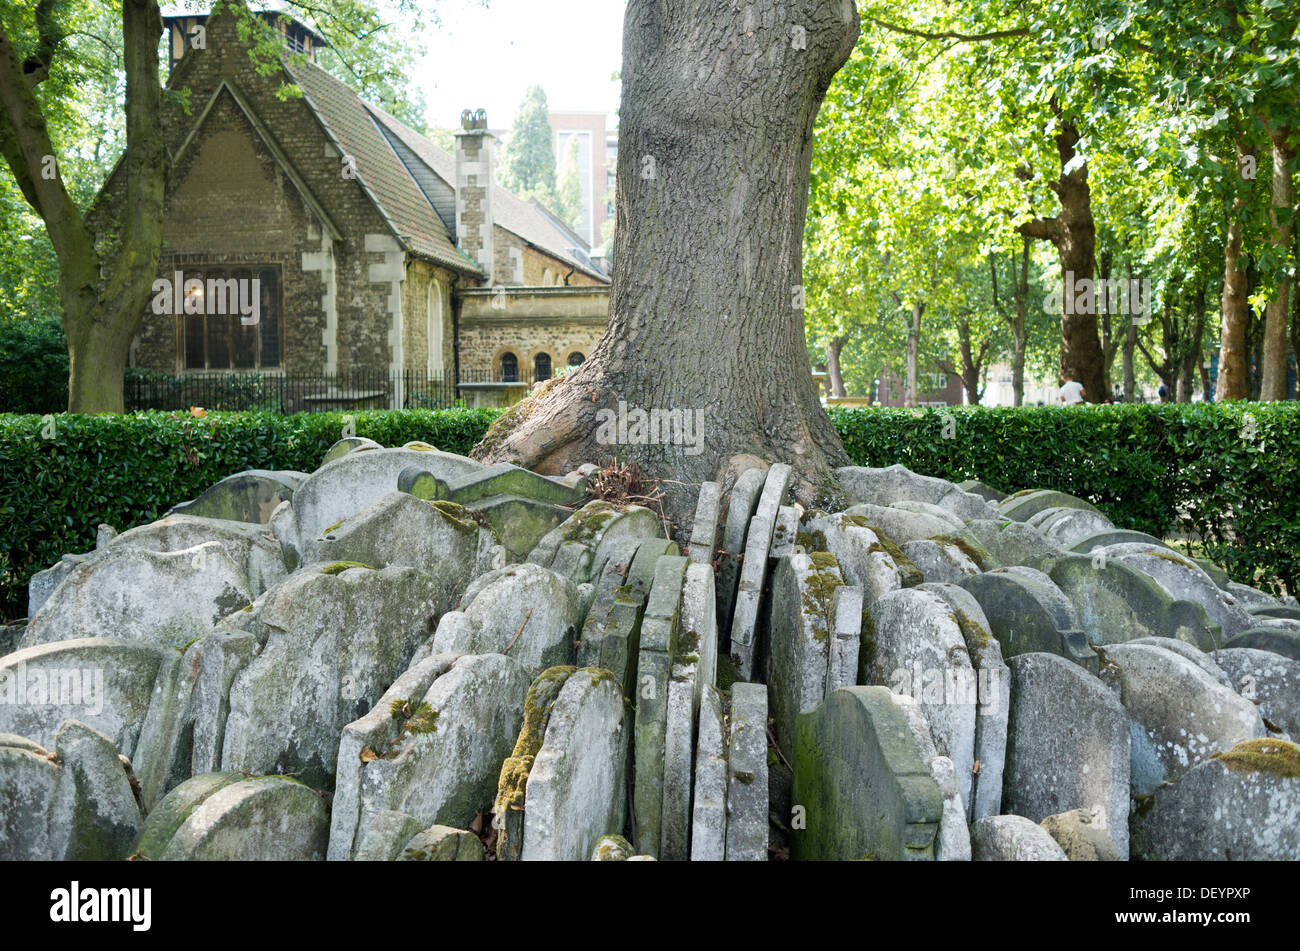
[[473, 0, 860, 518]]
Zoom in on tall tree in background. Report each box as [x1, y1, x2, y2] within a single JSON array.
[[476, 0, 860, 514], [556, 135, 583, 232], [498, 84, 559, 207]]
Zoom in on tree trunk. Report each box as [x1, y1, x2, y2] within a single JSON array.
[[0, 0, 166, 412], [1217, 139, 1256, 402], [826, 334, 847, 398], [1260, 129, 1295, 401], [472, 0, 859, 517], [1123, 316, 1136, 402], [906, 300, 923, 407], [1019, 115, 1106, 401], [955, 318, 985, 405]]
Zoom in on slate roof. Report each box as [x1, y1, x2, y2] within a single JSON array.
[[284, 58, 483, 276], [364, 101, 611, 283]]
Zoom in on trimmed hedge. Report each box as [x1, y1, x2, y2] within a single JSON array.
[[0, 408, 499, 618], [2, 402, 1297, 619]]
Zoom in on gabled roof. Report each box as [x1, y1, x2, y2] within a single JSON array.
[[283, 58, 483, 276], [364, 103, 611, 284]]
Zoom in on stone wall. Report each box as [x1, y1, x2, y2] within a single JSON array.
[[458, 287, 608, 379]]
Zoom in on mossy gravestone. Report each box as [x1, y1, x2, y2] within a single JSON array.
[[791, 686, 942, 861]]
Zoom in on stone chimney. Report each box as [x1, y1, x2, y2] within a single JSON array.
[[454, 109, 495, 282]]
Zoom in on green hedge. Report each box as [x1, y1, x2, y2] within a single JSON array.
[[0, 408, 499, 618], [2, 402, 1297, 620], [831, 403, 1300, 596]]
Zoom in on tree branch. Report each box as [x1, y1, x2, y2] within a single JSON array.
[[866, 16, 1030, 44]]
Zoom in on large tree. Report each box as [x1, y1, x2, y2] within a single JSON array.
[[475, 0, 860, 516]]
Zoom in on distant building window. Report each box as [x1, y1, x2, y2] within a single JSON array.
[[568, 352, 585, 367], [180, 266, 281, 371], [535, 353, 552, 381], [542, 268, 554, 286], [500, 352, 518, 382]]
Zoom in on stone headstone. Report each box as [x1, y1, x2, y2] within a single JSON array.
[[168, 469, 306, 524], [352, 809, 426, 861], [528, 501, 664, 585], [963, 518, 1064, 572], [432, 563, 581, 678], [0, 720, 141, 860], [1222, 626, 1300, 662], [303, 492, 499, 582], [916, 583, 1009, 821], [1040, 809, 1121, 861], [633, 556, 686, 857], [1004, 652, 1130, 857], [971, 815, 1069, 861], [802, 512, 906, 604], [716, 468, 767, 638], [522, 668, 629, 861], [901, 539, 980, 584], [321, 436, 382, 465], [221, 564, 450, 787], [791, 686, 942, 861], [999, 489, 1103, 523], [400, 460, 587, 507], [140, 773, 327, 860], [961, 569, 1095, 672], [329, 653, 527, 860], [861, 587, 977, 814], [1214, 648, 1300, 739], [400, 824, 485, 861], [842, 503, 958, 544], [1099, 543, 1246, 641], [725, 682, 770, 861], [1048, 554, 1222, 651], [1131, 739, 1300, 860], [23, 543, 252, 651], [686, 481, 722, 565], [1100, 641, 1265, 794], [690, 684, 728, 861]]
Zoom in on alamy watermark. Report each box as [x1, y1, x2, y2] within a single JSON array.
[[887, 662, 1004, 714], [594, 401, 705, 456], [0, 663, 104, 716], [1043, 270, 1152, 325], [151, 271, 261, 325]]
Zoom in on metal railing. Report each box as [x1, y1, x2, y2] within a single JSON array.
[[123, 369, 539, 413]]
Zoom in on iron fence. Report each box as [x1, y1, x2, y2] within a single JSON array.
[[124, 369, 537, 413]]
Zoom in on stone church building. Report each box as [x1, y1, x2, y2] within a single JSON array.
[[99, 6, 610, 408]]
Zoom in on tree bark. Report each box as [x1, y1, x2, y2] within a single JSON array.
[[472, 0, 859, 517], [0, 0, 166, 412], [1260, 128, 1295, 401], [825, 334, 848, 398], [1216, 138, 1256, 402], [1018, 113, 1106, 401], [905, 300, 923, 407]]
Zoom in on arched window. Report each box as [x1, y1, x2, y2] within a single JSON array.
[[427, 281, 444, 377], [534, 352, 552, 381], [500, 352, 518, 382], [567, 352, 585, 367], [542, 268, 554, 286]]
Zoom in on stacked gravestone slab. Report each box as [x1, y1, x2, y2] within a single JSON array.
[[0, 721, 141, 860], [1048, 554, 1222, 651], [860, 587, 977, 818], [137, 772, 327, 860], [1098, 641, 1265, 796], [890, 691, 971, 860], [329, 652, 528, 860], [802, 511, 911, 602], [1214, 648, 1300, 738], [519, 668, 629, 861], [400, 460, 594, 561], [716, 468, 767, 646], [1003, 652, 1130, 857], [432, 563, 581, 677], [916, 583, 1009, 821], [633, 556, 686, 857], [528, 500, 666, 586], [1131, 738, 1300, 860], [791, 686, 943, 860], [690, 684, 728, 860], [1094, 544, 1244, 642], [661, 561, 720, 860], [303, 491, 501, 582], [166, 469, 308, 523], [766, 552, 861, 756], [220, 563, 452, 787], [961, 568, 1096, 672], [725, 682, 769, 861], [23, 542, 252, 651], [730, 464, 792, 680]]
